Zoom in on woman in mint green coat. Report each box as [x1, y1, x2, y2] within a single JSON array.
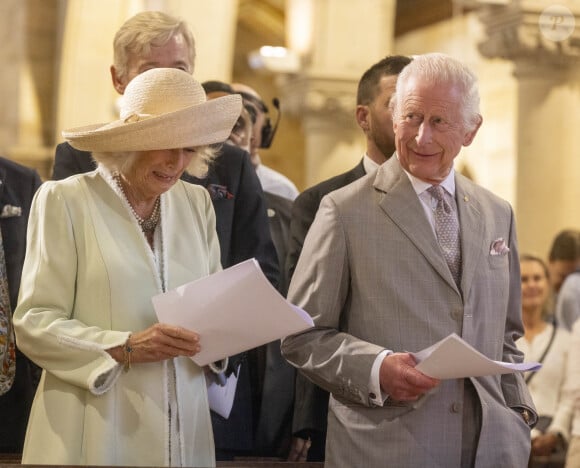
[[14, 68, 241, 467]]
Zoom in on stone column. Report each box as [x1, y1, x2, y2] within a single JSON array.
[[57, 0, 133, 139], [476, 1, 580, 256], [512, 62, 580, 257], [279, 0, 396, 186], [280, 73, 360, 185], [0, 0, 24, 155], [168, 0, 239, 81], [0, 0, 58, 178]]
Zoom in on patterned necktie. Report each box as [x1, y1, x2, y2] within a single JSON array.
[[427, 185, 462, 286], [0, 227, 16, 395]]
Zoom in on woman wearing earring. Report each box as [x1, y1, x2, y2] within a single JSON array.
[[13, 68, 241, 467]]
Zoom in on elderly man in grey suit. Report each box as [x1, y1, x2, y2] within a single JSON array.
[[282, 53, 536, 468]]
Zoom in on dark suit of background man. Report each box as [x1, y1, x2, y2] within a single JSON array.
[[201, 79, 296, 459], [282, 53, 536, 468], [0, 156, 42, 453], [51, 11, 279, 460], [284, 55, 412, 462]]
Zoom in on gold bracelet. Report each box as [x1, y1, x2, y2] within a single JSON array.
[[123, 337, 133, 372]]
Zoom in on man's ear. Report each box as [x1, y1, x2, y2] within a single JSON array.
[[110, 65, 127, 95], [356, 105, 370, 132], [463, 114, 483, 146]]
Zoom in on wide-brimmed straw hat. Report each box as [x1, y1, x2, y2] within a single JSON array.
[[63, 68, 242, 152]]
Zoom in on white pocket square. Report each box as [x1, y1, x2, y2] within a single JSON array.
[[0, 205, 22, 218], [490, 238, 510, 256]]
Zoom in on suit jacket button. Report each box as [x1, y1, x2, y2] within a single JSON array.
[[451, 402, 461, 413], [450, 309, 463, 320]]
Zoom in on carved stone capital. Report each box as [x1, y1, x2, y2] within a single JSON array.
[[276, 72, 358, 127], [471, 1, 580, 70]]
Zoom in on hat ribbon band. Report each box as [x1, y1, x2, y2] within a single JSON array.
[[123, 113, 153, 124]]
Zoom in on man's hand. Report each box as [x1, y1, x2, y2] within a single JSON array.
[[531, 432, 560, 456], [287, 436, 311, 462], [379, 352, 440, 401]]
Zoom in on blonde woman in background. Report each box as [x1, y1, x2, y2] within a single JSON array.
[[518, 254, 572, 467]]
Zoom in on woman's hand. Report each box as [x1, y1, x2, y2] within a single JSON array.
[[108, 323, 201, 364]]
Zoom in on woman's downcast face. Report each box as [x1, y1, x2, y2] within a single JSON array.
[[124, 148, 195, 200]]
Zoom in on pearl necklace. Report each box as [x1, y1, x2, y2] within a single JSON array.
[[114, 174, 161, 234]]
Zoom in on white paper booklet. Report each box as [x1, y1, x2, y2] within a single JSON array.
[[206, 365, 239, 419], [412, 333, 542, 379], [152, 258, 314, 366]]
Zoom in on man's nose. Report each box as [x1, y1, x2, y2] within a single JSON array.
[[415, 122, 432, 145]]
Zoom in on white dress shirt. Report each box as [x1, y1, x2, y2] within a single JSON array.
[[256, 163, 299, 200]]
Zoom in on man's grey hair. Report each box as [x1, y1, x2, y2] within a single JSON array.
[[391, 52, 481, 130]]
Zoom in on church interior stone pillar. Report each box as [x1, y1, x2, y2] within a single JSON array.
[[57, 0, 136, 136], [0, 0, 59, 178], [513, 61, 580, 256], [476, 0, 580, 256], [279, 73, 360, 185], [0, 0, 24, 156], [279, 0, 396, 186], [170, 0, 239, 82]]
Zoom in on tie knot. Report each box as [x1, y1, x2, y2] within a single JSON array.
[[427, 185, 446, 201], [427, 185, 452, 214]]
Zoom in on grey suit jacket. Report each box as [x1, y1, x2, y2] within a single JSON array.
[[282, 156, 534, 468]]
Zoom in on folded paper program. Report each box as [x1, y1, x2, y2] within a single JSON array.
[[152, 258, 314, 366], [412, 333, 541, 379]]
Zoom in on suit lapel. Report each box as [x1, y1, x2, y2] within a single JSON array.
[[351, 160, 366, 179], [455, 176, 484, 300], [0, 166, 11, 219], [0, 167, 6, 207], [375, 157, 460, 293]]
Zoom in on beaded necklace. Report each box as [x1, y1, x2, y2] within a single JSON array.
[[114, 174, 161, 235]]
